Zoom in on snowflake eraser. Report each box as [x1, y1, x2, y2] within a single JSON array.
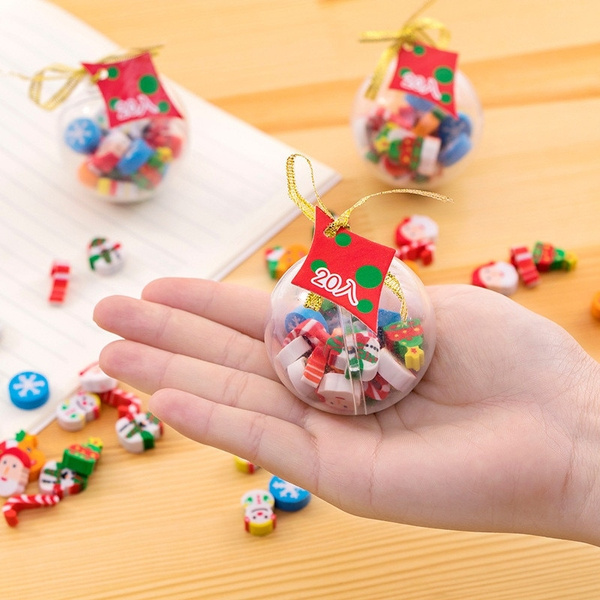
[[8, 371, 50, 410], [269, 476, 311, 512]]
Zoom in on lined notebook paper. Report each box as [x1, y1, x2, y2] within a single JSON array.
[[0, 0, 340, 441]]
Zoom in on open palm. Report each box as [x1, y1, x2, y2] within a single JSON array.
[[94, 278, 600, 544]]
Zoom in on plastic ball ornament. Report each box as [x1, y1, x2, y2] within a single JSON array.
[[351, 58, 482, 188], [58, 79, 187, 203], [265, 256, 436, 416]]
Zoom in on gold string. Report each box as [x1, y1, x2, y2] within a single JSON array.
[[384, 272, 409, 322], [17, 45, 163, 111], [359, 0, 451, 100], [286, 153, 451, 320], [286, 153, 451, 235]]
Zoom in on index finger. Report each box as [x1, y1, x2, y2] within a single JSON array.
[[142, 277, 271, 340]]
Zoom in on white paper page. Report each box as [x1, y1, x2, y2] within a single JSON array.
[[0, 0, 341, 441]]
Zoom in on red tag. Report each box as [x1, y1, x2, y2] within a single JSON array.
[[82, 52, 183, 128], [389, 44, 458, 117], [292, 207, 395, 332]]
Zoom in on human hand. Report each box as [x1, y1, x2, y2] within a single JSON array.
[[93, 278, 600, 545]]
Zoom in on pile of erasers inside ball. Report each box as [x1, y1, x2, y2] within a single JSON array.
[[273, 302, 427, 415], [63, 113, 186, 201]]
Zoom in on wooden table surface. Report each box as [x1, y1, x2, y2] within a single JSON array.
[[3, 1, 600, 599]]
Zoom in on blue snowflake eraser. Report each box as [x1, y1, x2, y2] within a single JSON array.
[[64, 117, 102, 154], [269, 476, 311, 512], [8, 371, 50, 410]]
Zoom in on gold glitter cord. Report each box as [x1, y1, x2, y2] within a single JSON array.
[[286, 153, 336, 223], [359, 0, 450, 100], [286, 152, 452, 311], [287, 154, 451, 239], [323, 187, 451, 238], [385, 272, 408, 322], [20, 45, 163, 111], [304, 291, 323, 312]]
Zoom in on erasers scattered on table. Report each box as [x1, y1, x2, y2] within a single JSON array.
[[1, 436, 104, 526], [470, 242, 578, 295]]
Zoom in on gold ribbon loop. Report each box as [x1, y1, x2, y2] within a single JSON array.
[[286, 153, 451, 235], [360, 1, 451, 100], [29, 64, 87, 110], [25, 45, 163, 111]]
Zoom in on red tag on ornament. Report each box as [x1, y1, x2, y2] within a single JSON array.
[[82, 52, 183, 128], [292, 207, 395, 332], [389, 44, 458, 117]]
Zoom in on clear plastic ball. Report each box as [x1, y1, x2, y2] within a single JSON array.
[[351, 61, 482, 188], [265, 256, 436, 415], [58, 80, 188, 203]]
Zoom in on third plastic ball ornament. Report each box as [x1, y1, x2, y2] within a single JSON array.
[[351, 48, 483, 188]]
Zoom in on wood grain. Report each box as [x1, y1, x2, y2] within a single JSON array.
[[2, 1, 600, 599]]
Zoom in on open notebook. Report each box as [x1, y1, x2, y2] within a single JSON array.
[[0, 0, 340, 441]]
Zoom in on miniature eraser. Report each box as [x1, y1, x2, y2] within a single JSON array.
[[284, 308, 329, 334], [510, 246, 540, 288], [377, 349, 416, 393], [49, 260, 70, 304], [62, 442, 102, 477], [8, 371, 50, 410], [471, 260, 519, 296], [244, 504, 276, 536], [240, 489, 274, 508], [56, 391, 101, 432], [115, 411, 163, 453], [276, 335, 311, 369], [79, 362, 118, 393], [233, 456, 260, 474], [269, 476, 311, 512], [38, 460, 87, 496], [2, 493, 62, 527], [286, 358, 318, 399], [0, 448, 31, 497], [241, 489, 276, 536], [363, 373, 391, 402], [64, 117, 101, 154], [88, 237, 124, 275], [316, 372, 362, 413], [0, 432, 45, 482]]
